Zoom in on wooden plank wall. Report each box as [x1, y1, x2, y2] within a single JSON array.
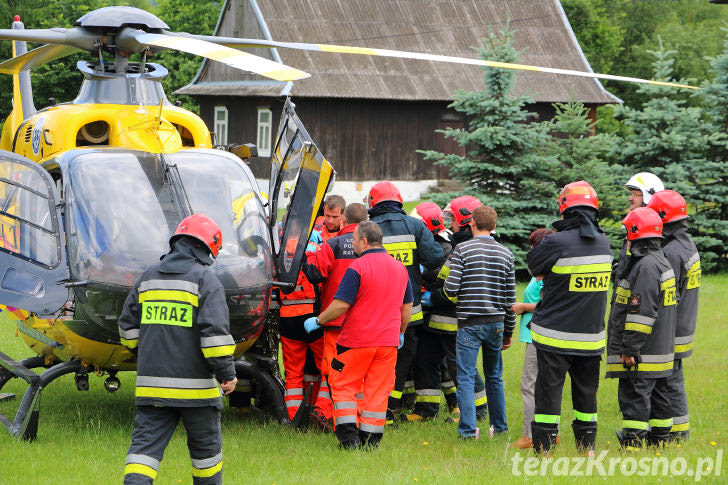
[[200, 96, 459, 180]]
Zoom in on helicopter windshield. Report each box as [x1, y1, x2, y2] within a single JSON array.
[[166, 150, 271, 289], [65, 150, 271, 289], [65, 151, 180, 286]]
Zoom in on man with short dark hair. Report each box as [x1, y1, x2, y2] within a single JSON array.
[[321, 195, 346, 240], [444, 205, 516, 439], [303, 203, 368, 429], [306, 220, 413, 449]]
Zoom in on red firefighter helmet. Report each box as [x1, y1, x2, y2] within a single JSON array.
[[410, 202, 444, 234], [645, 189, 688, 224], [367, 181, 403, 209], [443, 196, 482, 227], [558, 181, 599, 214], [622, 207, 663, 241], [170, 213, 223, 258]]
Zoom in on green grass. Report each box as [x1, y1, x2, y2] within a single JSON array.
[[0, 275, 727, 484]]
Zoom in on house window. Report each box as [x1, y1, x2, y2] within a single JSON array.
[[257, 107, 272, 156], [214, 106, 228, 146]]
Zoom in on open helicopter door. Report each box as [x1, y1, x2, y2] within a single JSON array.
[[268, 99, 335, 286], [0, 150, 67, 315]]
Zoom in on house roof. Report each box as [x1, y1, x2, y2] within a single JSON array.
[[176, 0, 620, 104]]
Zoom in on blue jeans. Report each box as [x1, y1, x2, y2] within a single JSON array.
[[456, 323, 508, 437]]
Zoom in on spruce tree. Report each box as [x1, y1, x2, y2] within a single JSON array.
[[420, 27, 556, 269], [544, 99, 623, 246], [615, 38, 727, 270]]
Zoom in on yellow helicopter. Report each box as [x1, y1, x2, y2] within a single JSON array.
[[0, 6, 696, 441], [0, 6, 335, 440]]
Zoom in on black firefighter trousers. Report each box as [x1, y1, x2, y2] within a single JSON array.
[[532, 349, 600, 452], [124, 406, 223, 485]]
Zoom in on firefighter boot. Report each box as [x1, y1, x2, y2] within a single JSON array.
[[359, 430, 383, 449], [670, 430, 689, 442], [572, 420, 597, 454], [445, 393, 458, 413], [475, 404, 488, 421], [531, 422, 559, 454], [647, 426, 671, 449], [616, 429, 646, 451], [336, 423, 361, 450]]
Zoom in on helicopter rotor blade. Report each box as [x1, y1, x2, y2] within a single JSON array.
[[0, 28, 99, 51], [117, 29, 310, 82], [178, 33, 698, 91], [0, 44, 81, 74]]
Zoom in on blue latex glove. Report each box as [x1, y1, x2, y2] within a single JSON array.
[[306, 241, 318, 253], [304, 317, 321, 333], [419, 264, 425, 275], [398, 333, 405, 349], [421, 291, 432, 309], [309, 230, 323, 245]]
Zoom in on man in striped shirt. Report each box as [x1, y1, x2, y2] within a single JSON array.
[[444, 205, 516, 439]]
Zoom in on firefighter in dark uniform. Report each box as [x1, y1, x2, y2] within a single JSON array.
[[646, 190, 698, 442], [365, 181, 445, 421], [606, 207, 677, 449], [526, 181, 613, 454], [119, 214, 237, 484], [613, 173, 665, 287]]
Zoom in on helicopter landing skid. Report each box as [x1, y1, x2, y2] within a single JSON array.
[[0, 351, 86, 441], [234, 355, 288, 425]]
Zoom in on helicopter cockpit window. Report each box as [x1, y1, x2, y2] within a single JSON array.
[[166, 150, 272, 289], [65, 152, 180, 286], [269, 116, 306, 256], [0, 160, 60, 268]]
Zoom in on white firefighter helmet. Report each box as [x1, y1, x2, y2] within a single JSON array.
[[625, 172, 664, 205]]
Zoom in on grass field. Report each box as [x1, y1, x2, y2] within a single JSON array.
[[0, 275, 726, 484]]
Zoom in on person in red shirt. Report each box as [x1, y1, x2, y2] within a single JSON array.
[[305, 221, 413, 449], [302, 203, 368, 429]]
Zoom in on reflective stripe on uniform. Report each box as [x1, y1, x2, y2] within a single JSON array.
[[551, 255, 613, 274], [390, 390, 403, 399], [535, 414, 560, 424], [139, 290, 199, 306], [135, 377, 221, 401], [359, 422, 384, 433], [139, 279, 199, 294], [334, 401, 357, 410], [286, 399, 303, 407], [474, 390, 487, 407], [409, 304, 423, 322], [281, 299, 317, 305], [335, 415, 357, 425], [136, 387, 221, 400], [675, 335, 694, 354], [530, 323, 605, 351], [119, 328, 139, 340], [137, 376, 218, 389], [121, 338, 138, 348], [361, 410, 387, 419], [191, 451, 222, 470], [671, 414, 689, 432], [416, 388, 440, 403], [192, 461, 223, 478], [625, 314, 656, 334], [285, 388, 303, 396], [574, 410, 597, 422], [649, 418, 673, 428], [126, 454, 160, 470], [303, 374, 321, 382], [623, 420, 648, 430], [201, 335, 236, 358], [429, 315, 458, 332], [124, 463, 158, 479]]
